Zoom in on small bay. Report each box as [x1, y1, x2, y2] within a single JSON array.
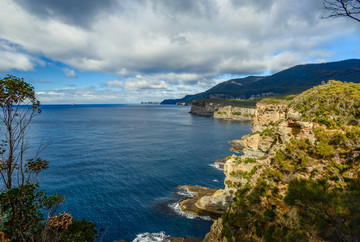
[[28, 104, 251, 241]]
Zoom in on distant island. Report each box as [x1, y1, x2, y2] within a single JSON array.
[[140, 101, 160, 105]]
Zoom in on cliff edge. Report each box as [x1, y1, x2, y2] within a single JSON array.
[[190, 99, 256, 121], [197, 81, 360, 241]]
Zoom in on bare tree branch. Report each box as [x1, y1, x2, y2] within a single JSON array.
[[323, 0, 360, 22]]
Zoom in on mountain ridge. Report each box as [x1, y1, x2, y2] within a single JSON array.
[[161, 59, 360, 104]]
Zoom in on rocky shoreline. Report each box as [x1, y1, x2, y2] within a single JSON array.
[[176, 98, 295, 240], [176, 185, 220, 219], [176, 94, 322, 239], [171, 82, 360, 241]]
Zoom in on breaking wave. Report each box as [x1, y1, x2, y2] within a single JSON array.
[[168, 202, 212, 221], [132, 232, 170, 242], [209, 163, 222, 170]]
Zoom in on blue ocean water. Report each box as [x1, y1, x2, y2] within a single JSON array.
[[27, 104, 251, 241]]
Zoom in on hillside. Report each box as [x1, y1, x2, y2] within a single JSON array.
[[192, 81, 360, 241], [161, 59, 360, 104]]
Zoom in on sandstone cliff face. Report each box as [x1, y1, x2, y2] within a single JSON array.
[[203, 218, 226, 242], [252, 101, 288, 132], [229, 101, 316, 158], [200, 82, 360, 241], [190, 100, 255, 120], [202, 100, 319, 240], [213, 106, 255, 121], [195, 189, 235, 214], [230, 133, 275, 157]]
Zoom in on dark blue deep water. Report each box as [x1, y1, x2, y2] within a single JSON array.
[[27, 104, 251, 241]]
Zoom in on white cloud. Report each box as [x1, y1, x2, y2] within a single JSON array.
[[62, 68, 78, 78], [1, 0, 357, 74], [105, 76, 172, 91], [0, 40, 35, 71], [0, 1, 88, 65], [0, 50, 34, 71], [36, 86, 188, 104], [1, 0, 360, 103]]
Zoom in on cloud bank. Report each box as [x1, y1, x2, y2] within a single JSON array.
[[0, 0, 359, 103]]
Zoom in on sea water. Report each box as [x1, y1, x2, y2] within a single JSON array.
[[27, 104, 251, 241]]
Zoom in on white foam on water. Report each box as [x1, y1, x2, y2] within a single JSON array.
[[168, 202, 213, 221], [176, 188, 195, 198], [229, 148, 240, 153], [132, 231, 170, 242], [209, 163, 222, 170]]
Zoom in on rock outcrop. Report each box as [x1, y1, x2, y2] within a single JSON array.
[[252, 101, 288, 131], [190, 100, 255, 120], [229, 100, 316, 158], [230, 133, 274, 157], [195, 189, 235, 214], [213, 106, 255, 121], [203, 218, 226, 242], [177, 185, 220, 219], [190, 100, 218, 116]]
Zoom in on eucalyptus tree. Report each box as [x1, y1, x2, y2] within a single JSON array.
[[0, 75, 65, 240], [0, 75, 48, 189]]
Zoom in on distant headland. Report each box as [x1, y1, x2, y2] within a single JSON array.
[[140, 101, 160, 105], [161, 59, 360, 105]]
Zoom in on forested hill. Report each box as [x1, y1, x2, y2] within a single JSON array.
[[161, 59, 360, 104]]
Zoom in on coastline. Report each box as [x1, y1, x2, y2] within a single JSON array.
[[176, 81, 360, 241], [174, 98, 293, 240], [170, 103, 255, 240]]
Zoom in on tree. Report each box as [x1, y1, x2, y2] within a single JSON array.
[[285, 179, 360, 241], [0, 75, 63, 240], [0, 76, 99, 241], [0, 75, 46, 189], [323, 0, 360, 22]]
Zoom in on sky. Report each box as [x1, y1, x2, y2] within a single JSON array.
[[0, 0, 359, 104]]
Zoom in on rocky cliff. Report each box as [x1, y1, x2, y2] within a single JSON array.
[[229, 100, 309, 157], [190, 100, 255, 120], [194, 81, 360, 241], [190, 100, 218, 116], [183, 98, 296, 229], [213, 106, 255, 121]]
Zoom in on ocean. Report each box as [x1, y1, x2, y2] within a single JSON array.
[[27, 104, 251, 241]]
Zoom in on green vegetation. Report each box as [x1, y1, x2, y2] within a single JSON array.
[[194, 98, 258, 108], [57, 219, 98, 241], [233, 156, 257, 165], [221, 81, 360, 241], [259, 94, 295, 104], [0, 76, 99, 241], [230, 166, 258, 181], [285, 179, 360, 241], [289, 80, 360, 128]]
